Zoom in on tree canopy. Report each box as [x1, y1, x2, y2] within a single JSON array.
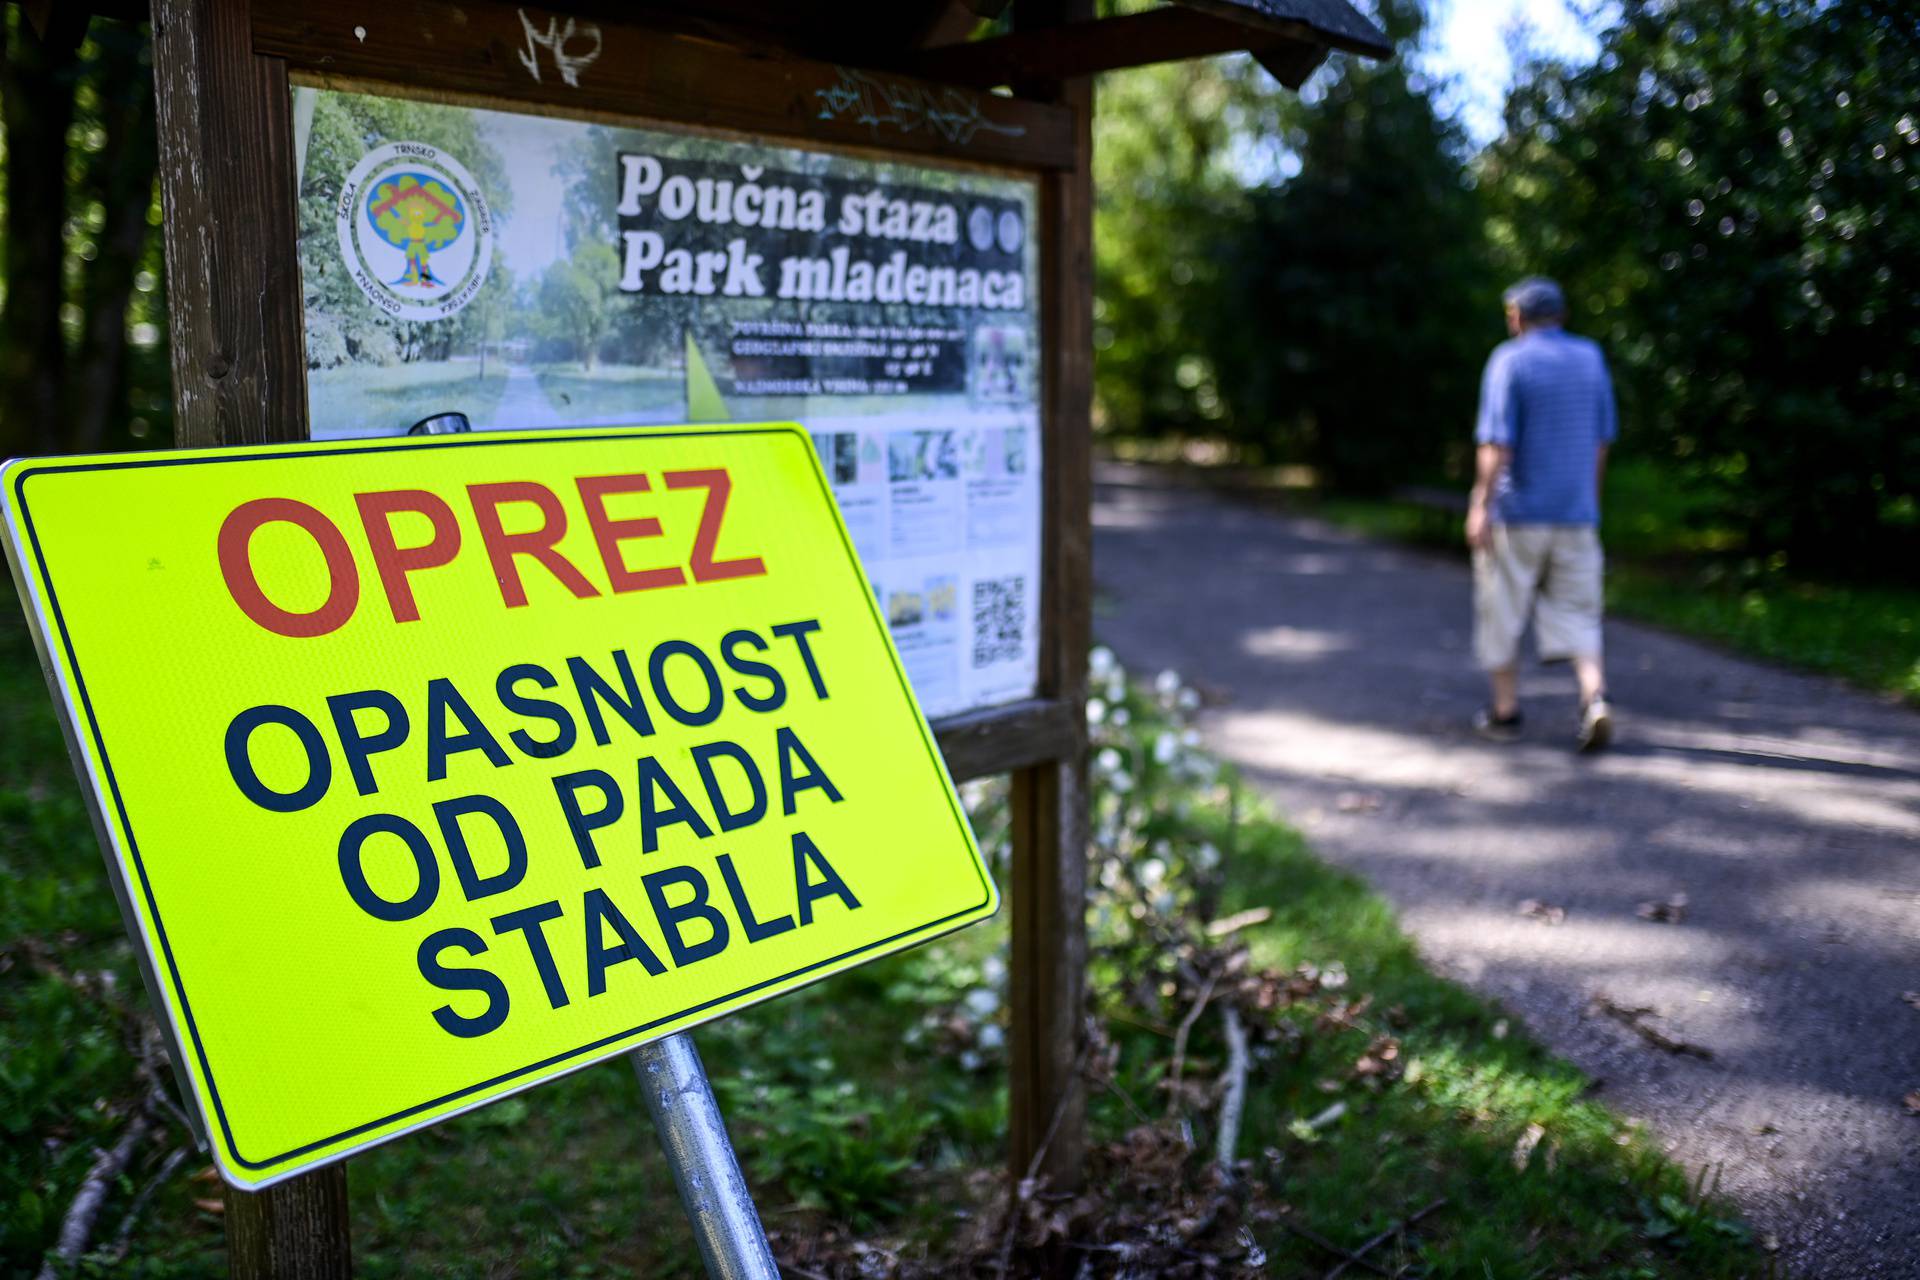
[[1, 2, 1914, 571], [1486, 0, 1920, 567], [1093, 1, 1498, 490], [1091, 0, 1918, 562]]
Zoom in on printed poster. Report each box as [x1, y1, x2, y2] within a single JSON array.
[[293, 88, 1042, 719]]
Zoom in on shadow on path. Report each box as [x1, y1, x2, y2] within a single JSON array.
[[1093, 462, 1920, 1278]]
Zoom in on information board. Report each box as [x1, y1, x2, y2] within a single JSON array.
[[1, 424, 995, 1188], [295, 89, 1042, 718]]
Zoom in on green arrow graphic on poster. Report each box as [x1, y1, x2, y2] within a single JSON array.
[[686, 331, 731, 421]]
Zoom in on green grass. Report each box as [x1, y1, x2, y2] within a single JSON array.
[[307, 360, 510, 439], [1145, 797, 1763, 1276], [1306, 458, 1920, 703], [1075, 672, 1768, 1279], [1606, 563, 1920, 701], [532, 363, 684, 423], [0, 601, 1768, 1276]]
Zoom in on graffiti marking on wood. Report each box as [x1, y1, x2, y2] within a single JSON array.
[[516, 9, 603, 88], [814, 67, 1025, 146]]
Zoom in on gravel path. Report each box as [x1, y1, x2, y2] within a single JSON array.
[[495, 364, 568, 428], [1092, 463, 1920, 1277]]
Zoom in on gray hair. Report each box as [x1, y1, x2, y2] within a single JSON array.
[[1503, 276, 1567, 322]]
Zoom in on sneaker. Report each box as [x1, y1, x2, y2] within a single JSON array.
[[1473, 707, 1524, 743], [1577, 698, 1614, 753]]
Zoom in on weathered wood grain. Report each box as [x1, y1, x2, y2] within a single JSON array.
[[152, 0, 309, 447], [251, 0, 1077, 171], [152, 1, 346, 1271], [1005, 0, 1093, 1196], [222, 1165, 354, 1280], [906, 7, 1296, 86], [933, 698, 1078, 783]]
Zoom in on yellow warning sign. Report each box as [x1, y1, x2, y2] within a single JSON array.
[[1, 425, 994, 1189]]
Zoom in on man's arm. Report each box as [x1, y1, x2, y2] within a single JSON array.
[[1470, 346, 1514, 551], [1595, 344, 1617, 508], [1467, 442, 1509, 551]]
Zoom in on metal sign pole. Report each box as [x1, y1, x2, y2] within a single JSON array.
[[630, 1034, 779, 1280]]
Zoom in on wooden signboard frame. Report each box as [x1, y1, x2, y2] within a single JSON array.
[[149, 0, 1091, 1270]]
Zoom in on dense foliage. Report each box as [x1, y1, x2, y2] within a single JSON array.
[[1210, 34, 1497, 491], [1093, 3, 1499, 490], [1091, 57, 1268, 443], [1093, 0, 1919, 563], [0, 11, 169, 457], [1485, 0, 1920, 568]]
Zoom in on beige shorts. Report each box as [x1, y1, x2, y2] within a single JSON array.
[[1473, 524, 1604, 670]]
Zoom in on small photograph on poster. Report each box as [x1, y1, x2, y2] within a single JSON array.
[[888, 572, 962, 709], [810, 431, 860, 485], [970, 324, 1031, 405], [888, 584, 925, 629], [927, 575, 958, 623], [964, 425, 1031, 480], [1002, 425, 1030, 475], [887, 430, 961, 483]]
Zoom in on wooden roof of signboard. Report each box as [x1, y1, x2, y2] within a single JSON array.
[[559, 0, 1392, 90], [899, 0, 1391, 89], [39, 0, 1391, 90]]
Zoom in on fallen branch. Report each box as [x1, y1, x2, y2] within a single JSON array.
[[1322, 1197, 1448, 1280], [132, 1020, 195, 1139], [1091, 1062, 1154, 1127], [104, 1145, 189, 1264], [1165, 968, 1219, 1124], [1214, 1005, 1250, 1176], [36, 1109, 152, 1280], [1205, 906, 1272, 938], [1278, 1216, 1397, 1279], [1592, 994, 1713, 1059]]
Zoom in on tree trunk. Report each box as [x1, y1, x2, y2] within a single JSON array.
[[73, 21, 160, 451], [0, 8, 89, 457]]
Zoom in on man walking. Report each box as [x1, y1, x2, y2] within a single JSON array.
[[1467, 277, 1616, 751]]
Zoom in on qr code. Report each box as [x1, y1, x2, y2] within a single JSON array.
[[971, 575, 1027, 668]]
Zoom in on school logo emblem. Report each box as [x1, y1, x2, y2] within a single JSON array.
[[337, 142, 493, 321]]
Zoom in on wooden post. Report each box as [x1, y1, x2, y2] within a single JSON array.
[[223, 1170, 354, 1280], [151, 0, 308, 448], [1007, 0, 1094, 1193], [150, 0, 349, 1271]]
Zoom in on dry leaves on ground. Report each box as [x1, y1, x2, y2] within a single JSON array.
[[1590, 994, 1713, 1060], [771, 1122, 1279, 1279], [1510, 1122, 1547, 1172], [1635, 893, 1689, 924], [1517, 898, 1566, 925]]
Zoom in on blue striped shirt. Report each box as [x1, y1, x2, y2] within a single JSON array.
[[1475, 328, 1618, 526]]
